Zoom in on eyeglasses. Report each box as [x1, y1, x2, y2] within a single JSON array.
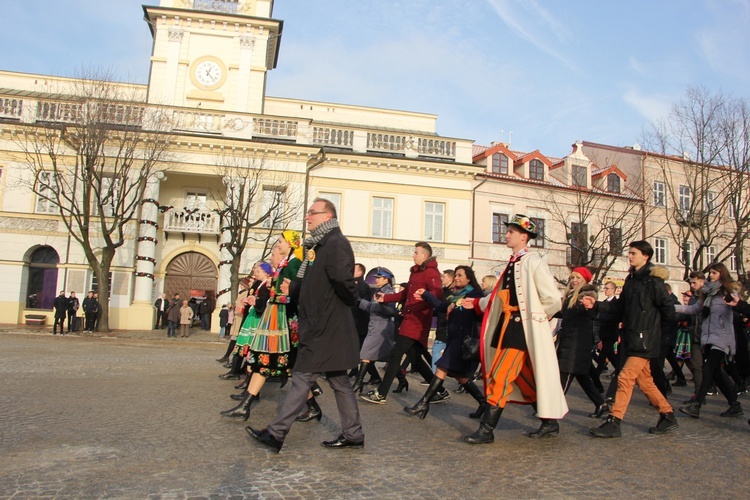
[[306, 210, 328, 216]]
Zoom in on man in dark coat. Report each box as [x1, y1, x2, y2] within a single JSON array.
[[154, 293, 168, 329], [583, 241, 678, 438], [82, 291, 99, 332], [166, 293, 181, 338], [67, 291, 80, 333], [350, 263, 373, 378], [53, 290, 67, 335], [247, 197, 363, 453], [361, 241, 443, 405]]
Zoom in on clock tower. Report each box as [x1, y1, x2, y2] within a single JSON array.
[[143, 0, 282, 114]]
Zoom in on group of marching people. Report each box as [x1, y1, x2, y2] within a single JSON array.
[[214, 213, 749, 452]]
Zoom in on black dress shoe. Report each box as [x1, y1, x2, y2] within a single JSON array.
[[245, 427, 283, 453], [321, 435, 364, 449], [526, 419, 559, 438]]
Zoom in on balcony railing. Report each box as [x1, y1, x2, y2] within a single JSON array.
[[0, 98, 23, 119], [253, 118, 298, 139], [313, 126, 354, 148], [164, 209, 220, 234], [192, 0, 238, 14]]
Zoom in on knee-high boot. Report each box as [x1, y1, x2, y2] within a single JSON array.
[[404, 377, 444, 419], [220, 393, 258, 420], [351, 361, 369, 394], [462, 381, 487, 419], [295, 396, 322, 422], [464, 405, 503, 444], [217, 339, 236, 362], [219, 354, 242, 379]]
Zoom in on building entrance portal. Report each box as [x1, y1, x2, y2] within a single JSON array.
[[164, 252, 218, 311]]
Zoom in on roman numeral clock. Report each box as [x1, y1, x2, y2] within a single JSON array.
[[190, 56, 227, 91]]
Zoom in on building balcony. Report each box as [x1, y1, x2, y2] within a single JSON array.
[[163, 209, 220, 236]]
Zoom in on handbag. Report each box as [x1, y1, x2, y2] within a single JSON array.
[[461, 335, 480, 361]]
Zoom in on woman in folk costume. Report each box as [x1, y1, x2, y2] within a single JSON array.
[[222, 231, 303, 420], [556, 267, 608, 418], [404, 265, 486, 420], [462, 215, 568, 444], [217, 272, 258, 370], [224, 262, 272, 403]]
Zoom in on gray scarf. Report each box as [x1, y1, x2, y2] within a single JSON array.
[[701, 280, 722, 309], [296, 218, 339, 280]]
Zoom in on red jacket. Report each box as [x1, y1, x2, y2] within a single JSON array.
[[382, 257, 443, 346]]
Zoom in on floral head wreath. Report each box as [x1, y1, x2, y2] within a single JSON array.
[[281, 230, 304, 261]]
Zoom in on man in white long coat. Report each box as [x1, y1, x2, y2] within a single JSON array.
[[463, 215, 567, 444]]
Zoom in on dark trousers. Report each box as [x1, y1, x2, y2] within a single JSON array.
[[85, 313, 96, 331], [267, 370, 364, 443], [67, 312, 76, 332], [561, 371, 604, 407], [378, 335, 434, 395], [53, 315, 65, 334], [155, 310, 166, 329], [201, 313, 210, 330], [596, 339, 620, 374], [685, 339, 704, 396], [696, 347, 738, 405], [166, 320, 178, 337], [605, 348, 627, 401]]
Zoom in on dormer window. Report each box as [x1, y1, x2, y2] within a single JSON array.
[[607, 173, 621, 193], [572, 165, 587, 187], [491, 153, 509, 175], [529, 159, 544, 181]]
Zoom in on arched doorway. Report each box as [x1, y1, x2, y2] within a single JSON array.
[[164, 252, 218, 325], [25, 246, 60, 309]]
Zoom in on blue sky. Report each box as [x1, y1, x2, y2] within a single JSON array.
[[2, 0, 749, 157]]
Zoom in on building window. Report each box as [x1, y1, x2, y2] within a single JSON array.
[[682, 241, 693, 266], [529, 160, 544, 181], [653, 181, 665, 207], [318, 192, 341, 219], [729, 201, 736, 219], [529, 217, 545, 248], [424, 202, 444, 242], [371, 197, 393, 238], [705, 245, 716, 264], [260, 188, 285, 229], [492, 213, 508, 243], [491, 153, 509, 175], [678, 185, 691, 212], [35, 172, 59, 214], [569, 222, 588, 266], [705, 191, 717, 213], [607, 174, 621, 193], [730, 253, 737, 272], [572, 165, 587, 187], [91, 271, 113, 294], [609, 227, 622, 255], [94, 176, 121, 217], [185, 192, 208, 211], [25, 246, 60, 309], [654, 238, 667, 264]]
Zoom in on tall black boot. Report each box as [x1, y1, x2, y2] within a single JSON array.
[[220, 393, 258, 420], [217, 339, 236, 362], [462, 381, 487, 419], [404, 377, 444, 419], [393, 369, 409, 393], [464, 405, 503, 444], [351, 361, 369, 394], [295, 396, 322, 422], [526, 418, 560, 438], [219, 354, 242, 379]]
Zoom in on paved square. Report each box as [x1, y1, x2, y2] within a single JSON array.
[[1, 330, 747, 498]]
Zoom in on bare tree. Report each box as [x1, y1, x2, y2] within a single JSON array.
[[644, 86, 748, 278], [540, 181, 654, 284], [13, 68, 174, 331], [213, 154, 301, 303]]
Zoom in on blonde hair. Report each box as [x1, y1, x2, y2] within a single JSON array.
[[564, 271, 586, 308], [481, 275, 497, 291]]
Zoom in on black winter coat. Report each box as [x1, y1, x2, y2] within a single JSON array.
[[556, 300, 596, 375], [596, 297, 620, 343], [352, 277, 372, 338], [597, 263, 674, 358], [290, 227, 359, 372]]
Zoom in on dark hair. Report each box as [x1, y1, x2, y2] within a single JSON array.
[[689, 271, 705, 280], [355, 263, 366, 275], [312, 197, 337, 219], [442, 269, 455, 279], [454, 265, 481, 291], [707, 262, 733, 293], [628, 240, 654, 260], [415, 241, 433, 257]]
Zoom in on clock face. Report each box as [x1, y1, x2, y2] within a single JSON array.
[[194, 60, 223, 88]]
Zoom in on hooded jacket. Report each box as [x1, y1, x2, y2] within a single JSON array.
[[675, 281, 737, 356], [596, 263, 674, 358]]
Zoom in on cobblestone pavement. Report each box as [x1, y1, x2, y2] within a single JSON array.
[[1, 328, 748, 499]]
